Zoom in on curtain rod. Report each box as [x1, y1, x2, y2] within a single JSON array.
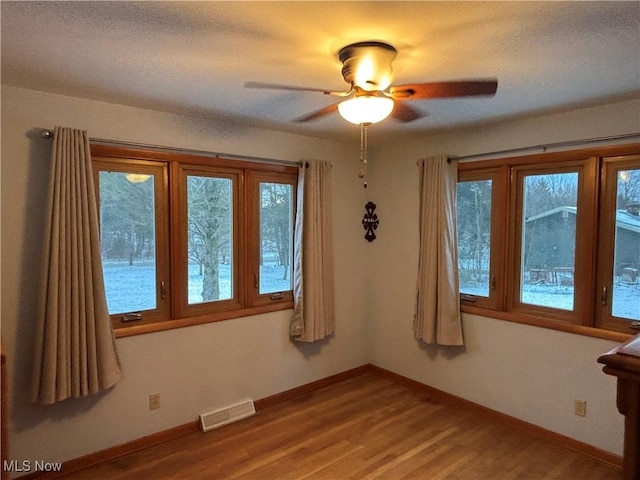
[[40, 129, 300, 167], [455, 132, 640, 162]]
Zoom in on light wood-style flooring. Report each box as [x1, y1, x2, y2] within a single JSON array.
[[58, 372, 621, 479]]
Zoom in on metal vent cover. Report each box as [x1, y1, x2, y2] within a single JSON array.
[[199, 398, 255, 432]]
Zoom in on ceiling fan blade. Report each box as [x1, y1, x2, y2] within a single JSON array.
[[391, 102, 425, 123], [390, 79, 498, 100], [245, 81, 348, 96], [293, 103, 339, 122]]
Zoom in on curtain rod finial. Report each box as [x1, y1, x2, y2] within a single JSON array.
[[41, 129, 54, 139]]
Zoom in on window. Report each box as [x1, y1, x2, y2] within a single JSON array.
[[456, 167, 506, 310], [249, 172, 295, 306], [93, 158, 170, 325], [92, 145, 297, 335], [458, 144, 640, 339], [596, 156, 640, 332], [508, 158, 597, 325], [175, 165, 242, 319], [518, 172, 579, 311]]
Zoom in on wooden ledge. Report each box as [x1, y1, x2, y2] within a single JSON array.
[[598, 333, 640, 377]]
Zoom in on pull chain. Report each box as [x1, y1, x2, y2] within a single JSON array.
[[358, 123, 369, 188]]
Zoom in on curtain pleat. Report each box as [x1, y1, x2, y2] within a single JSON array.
[[33, 127, 121, 404], [290, 160, 335, 342], [414, 155, 464, 346]]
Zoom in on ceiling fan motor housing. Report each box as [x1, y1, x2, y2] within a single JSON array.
[[338, 41, 397, 92]]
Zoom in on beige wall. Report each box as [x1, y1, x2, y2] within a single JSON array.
[[0, 86, 369, 467], [1, 85, 638, 469], [366, 98, 640, 456]]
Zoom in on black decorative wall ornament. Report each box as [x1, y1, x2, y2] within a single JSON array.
[[362, 201, 379, 242]]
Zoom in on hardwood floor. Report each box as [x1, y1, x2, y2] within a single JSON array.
[[57, 372, 621, 479]]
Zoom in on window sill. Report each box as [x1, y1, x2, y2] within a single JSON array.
[[113, 301, 293, 338], [461, 304, 633, 343]]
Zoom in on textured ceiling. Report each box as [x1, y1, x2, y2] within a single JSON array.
[[2, 1, 639, 144]]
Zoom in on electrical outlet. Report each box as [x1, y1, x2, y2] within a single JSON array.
[[574, 399, 587, 417], [149, 393, 160, 410]]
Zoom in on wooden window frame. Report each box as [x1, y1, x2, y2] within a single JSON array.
[[458, 143, 640, 342], [506, 158, 598, 325], [246, 170, 297, 308], [174, 164, 244, 319], [92, 157, 171, 329], [596, 153, 640, 333], [457, 167, 508, 311], [91, 145, 297, 337]]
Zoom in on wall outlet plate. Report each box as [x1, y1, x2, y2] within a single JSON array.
[[574, 399, 587, 417], [149, 393, 160, 410]]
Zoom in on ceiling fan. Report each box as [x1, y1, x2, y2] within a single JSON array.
[[245, 41, 498, 125]]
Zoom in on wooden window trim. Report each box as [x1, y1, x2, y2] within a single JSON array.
[[457, 167, 508, 311], [461, 304, 631, 343], [91, 145, 297, 337], [246, 170, 297, 308], [506, 158, 597, 325], [174, 164, 245, 318], [459, 143, 640, 341], [112, 302, 292, 338], [595, 154, 640, 333], [92, 157, 171, 330]]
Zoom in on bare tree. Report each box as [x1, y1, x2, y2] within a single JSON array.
[[260, 183, 292, 280], [617, 169, 640, 209], [187, 176, 231, 302], [457, 180, 491, 288]]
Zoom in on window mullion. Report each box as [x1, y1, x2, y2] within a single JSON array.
[[492, 165, 510, 311], [169, 160, 185, 320], [573, 157, 598, 327]]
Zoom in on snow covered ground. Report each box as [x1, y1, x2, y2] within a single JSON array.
[[104, 262, 638, 321], [462, 281, 639, 320], [103, 262, 290, 313]]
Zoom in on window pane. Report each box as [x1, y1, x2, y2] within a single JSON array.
[[612, 168, 640, 321], [187, 176, 233, 304], [457, 179, 492, 296], [520, 173, 578, 310], [259, 182, 293, 294], [99, 171, 157, 314]]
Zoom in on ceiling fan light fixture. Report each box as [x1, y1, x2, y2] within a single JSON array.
[[338, 96, 394, 125], [125, 173, 151, 183]]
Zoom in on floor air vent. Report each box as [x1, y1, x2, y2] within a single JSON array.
[[199, 398, 255, 432]]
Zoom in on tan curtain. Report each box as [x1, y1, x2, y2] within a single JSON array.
[[414, 155, 464, 346], [290, 160, 335, 342], [32, 127, 121, 405]]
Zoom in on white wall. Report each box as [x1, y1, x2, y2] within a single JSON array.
[[0, 86, 369, 467], [366, 98, 640, 456]]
